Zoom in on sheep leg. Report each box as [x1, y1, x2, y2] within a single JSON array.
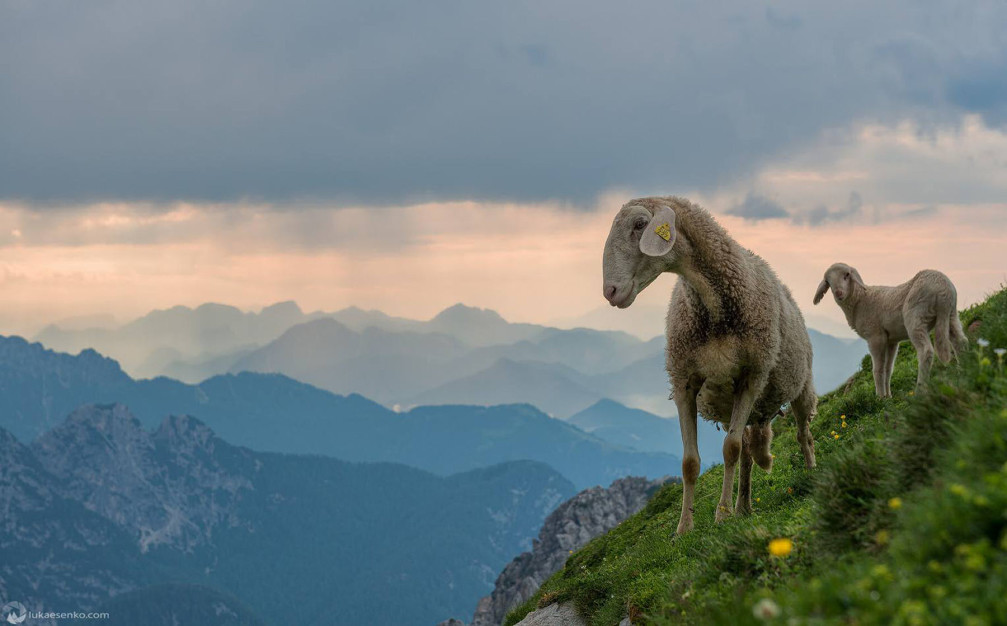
[[792, 382, 817, 469], [734, 427, 753, 516], [868, 337, 888, 398], [716, 382, 758, 523], [949, 314, 968, 354], [883, 341, 899, 398], [909, 324, 935, 390], [674, 380, 702, 535], [749, 421, 774, 472]]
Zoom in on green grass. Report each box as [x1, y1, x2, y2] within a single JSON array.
[[506, 287, 1007, 626]]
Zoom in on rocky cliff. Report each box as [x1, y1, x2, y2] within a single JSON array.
[[460, 475, 672, 626]]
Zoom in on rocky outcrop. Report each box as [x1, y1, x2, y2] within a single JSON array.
[[31, 404, 254, 552], [512, 603, 586, 626], [465, 475, 671, 626]]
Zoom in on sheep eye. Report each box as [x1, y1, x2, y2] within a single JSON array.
[[633, 219, 647, 231], [844, 272, 850, 280]]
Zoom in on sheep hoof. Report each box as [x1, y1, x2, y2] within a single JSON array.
[[675, 519, 693, 535], [714, 504, 733, 523]]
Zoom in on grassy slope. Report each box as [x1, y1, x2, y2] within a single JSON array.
[[508, 287, 1007, 626]]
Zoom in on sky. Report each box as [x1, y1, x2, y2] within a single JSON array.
[[1, 1, 1005, 338]]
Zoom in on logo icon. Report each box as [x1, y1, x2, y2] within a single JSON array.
[[1, 602, 26, 625]]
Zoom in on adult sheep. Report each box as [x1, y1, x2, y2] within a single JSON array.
[[602, 196, 817, 534]]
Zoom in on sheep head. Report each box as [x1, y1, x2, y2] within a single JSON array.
[[602, 200, 677, 308], [814, 262, 865, 305]]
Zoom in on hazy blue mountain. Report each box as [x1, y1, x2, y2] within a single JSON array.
[[568, 399, 682, 453], [0, 336, 677, 490], [405, 329, 864, 419], [158, 346, 258, 383], [586, 352, 672, 416], [229, 318, 470, 402], [328, 304, 426, 333], [427, 303, 545, 346], [806, 328, 867, 393], [34, 301, 320, 378], [233, 316, 658, 414], [407, 358, 601, 417], [28, 300, 864, 422], [566, 399, 724, 463], [2, 405, 576, 625]]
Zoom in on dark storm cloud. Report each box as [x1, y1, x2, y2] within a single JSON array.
[[727, 193, 790, 221], [1, 1, 1005, 206]]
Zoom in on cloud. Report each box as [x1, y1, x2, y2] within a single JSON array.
[[3, 1, 1007, 205], [727, 193, 789, 221], [699, 115, 1007, 228], [801, 191, 864, 226]]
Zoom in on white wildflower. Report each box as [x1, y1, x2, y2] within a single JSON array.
[[753, 598, 782, 620]]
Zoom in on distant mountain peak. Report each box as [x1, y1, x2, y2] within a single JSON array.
[[260, 300, 302, 316], [432, 303, 508, 324], [0, 335, 128, 381], [585, 398, 627, 411], [193, 302, 243, 314]]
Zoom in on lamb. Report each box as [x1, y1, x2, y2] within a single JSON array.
[[602, 196, 817, 534], [813, 263, 966, 397]]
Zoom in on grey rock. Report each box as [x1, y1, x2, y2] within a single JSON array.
[[513, 603, 586, 626], [470, 476, 670, 626]]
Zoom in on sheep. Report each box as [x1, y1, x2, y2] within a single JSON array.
[[602, 196, 817, 534], [813, 263, 966, 397]]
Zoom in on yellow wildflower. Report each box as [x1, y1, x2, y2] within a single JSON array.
[[949, 484, 969, 497], [888, 497, 903, 510], [842, 421, 847, 428], [768, 538, 793, 557], [834, 433, 839, 440]]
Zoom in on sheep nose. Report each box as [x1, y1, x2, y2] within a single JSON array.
[[604, 285, 617, 302]]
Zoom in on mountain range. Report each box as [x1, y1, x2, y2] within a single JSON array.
[[33, 301, 867, 418], [0, 335, 677, 490], [1, 404, 575, 626]]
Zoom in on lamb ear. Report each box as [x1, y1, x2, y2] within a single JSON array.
[[639, 205, 677, 257], [813, 279, 829, 305], [849, 268, 866, 288]]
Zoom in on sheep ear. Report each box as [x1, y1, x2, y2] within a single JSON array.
[[813, 279, 829, 305], [850, 268, 866, 288], [639, 205, 676, 257]]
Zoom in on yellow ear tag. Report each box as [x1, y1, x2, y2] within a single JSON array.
[[655, 222, 671, 241]]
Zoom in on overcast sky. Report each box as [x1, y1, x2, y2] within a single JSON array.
[[1, 1, 1005, 336]]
